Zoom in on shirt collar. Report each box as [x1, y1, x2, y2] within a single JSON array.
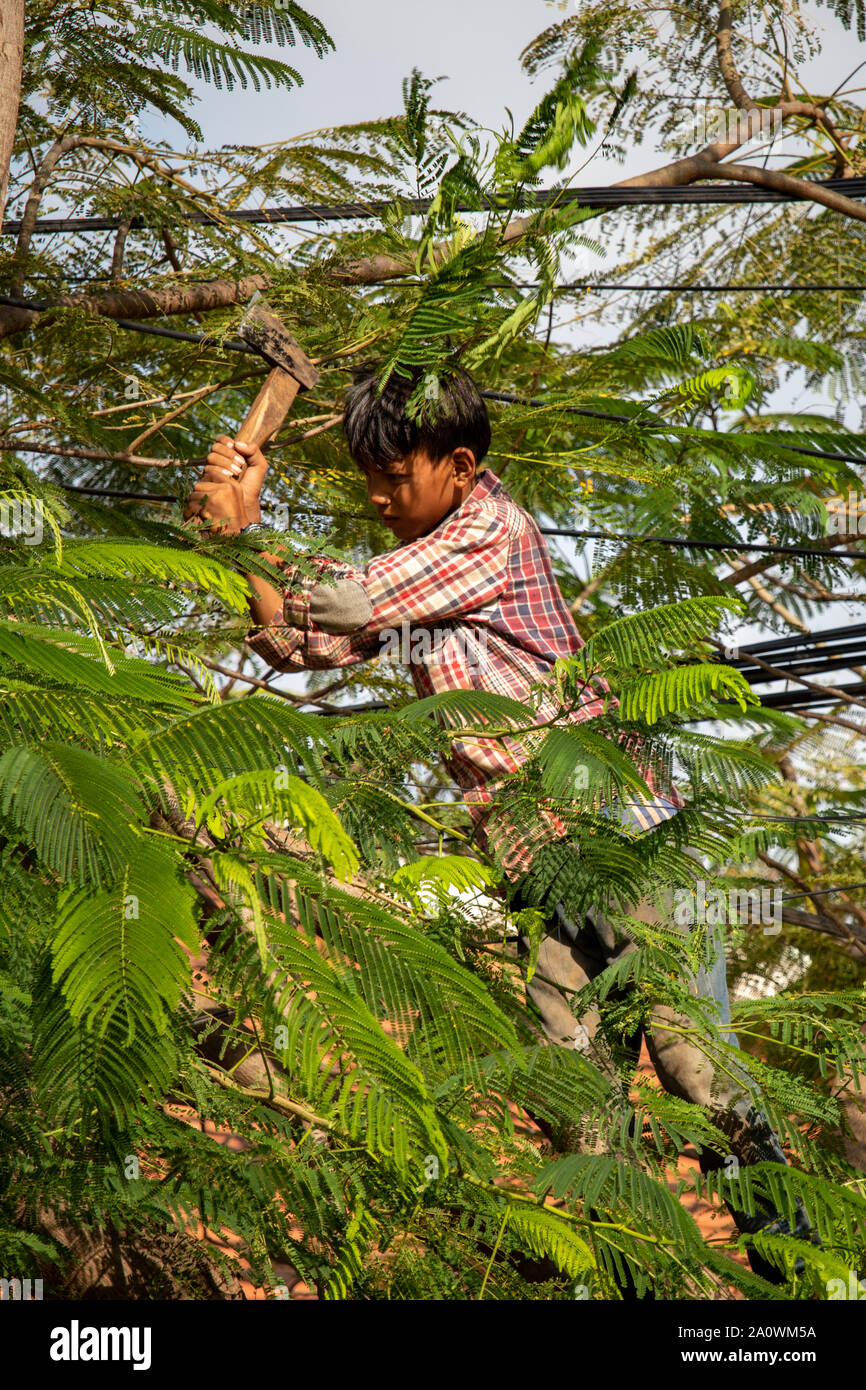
[[468, 467, 501, 503]]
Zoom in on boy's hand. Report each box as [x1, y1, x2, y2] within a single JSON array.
[[231, 437, 269, 509], [183, 435, 268, 531]]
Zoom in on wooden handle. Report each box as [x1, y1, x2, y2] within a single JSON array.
[[235, 367, 301, 450]]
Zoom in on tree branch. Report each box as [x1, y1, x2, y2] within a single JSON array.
[[110, 213, 133, 284], [716, 0, 755, 112], [0, 272, 271, 340], [692, 158, 866, 223], [0, 0, 25, 236], [1, 7, 863, 341], [716, 1, 852, 174], [0, 436, 202, 467], [9, 134, 222, 296]]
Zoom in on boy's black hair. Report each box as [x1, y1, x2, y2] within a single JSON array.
[[343, 366, 491, 472]]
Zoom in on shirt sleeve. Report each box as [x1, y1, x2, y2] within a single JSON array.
[[246, 598, 384, 672], [247, 500, 511, 672]]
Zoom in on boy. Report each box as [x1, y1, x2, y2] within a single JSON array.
[[187, 367, 813, 1278]]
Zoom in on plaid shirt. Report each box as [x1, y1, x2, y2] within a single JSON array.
[[247, 468, 681, 878]]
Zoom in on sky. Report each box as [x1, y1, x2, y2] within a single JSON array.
[[164, 0, 855, 174], [169, 0, 574, 149], [151, 0, 861, 368], [146, 2, 866, 648]]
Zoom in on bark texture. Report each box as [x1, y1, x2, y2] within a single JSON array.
[[0, 0, 25, 237]]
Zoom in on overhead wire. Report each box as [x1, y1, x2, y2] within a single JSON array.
[[4, 175, 866, 236], [4, 292, 866, 474]]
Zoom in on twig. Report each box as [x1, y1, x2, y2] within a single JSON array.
[[0, 437, 196, 468], [205, 1065, 334, 1131], [126, 378, 230, 454], [197, 654, 313, 700], [272, 412, 344, 445]]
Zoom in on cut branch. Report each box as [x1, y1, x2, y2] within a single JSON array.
[[0, 272, 271, 341]]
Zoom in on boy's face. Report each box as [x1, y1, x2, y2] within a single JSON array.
[[360, 447, 478, 542]]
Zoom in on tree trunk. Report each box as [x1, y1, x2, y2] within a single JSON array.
[[0, 0, 25, 237]]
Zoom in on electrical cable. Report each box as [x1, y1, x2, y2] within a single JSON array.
[[41, 483, 866, 562], [4, 293, 866, 475], [4, 175, 866, 236]]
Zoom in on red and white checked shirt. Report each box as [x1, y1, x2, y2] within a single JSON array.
[[247, 468, 681, 879]]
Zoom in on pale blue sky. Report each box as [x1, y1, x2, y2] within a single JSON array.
[[150, 3, 864, 645], [156, 0, 856, 181]]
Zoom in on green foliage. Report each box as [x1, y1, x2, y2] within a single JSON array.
[[1, 0, 866, 1305]]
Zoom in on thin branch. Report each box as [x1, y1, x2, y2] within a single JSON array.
[[758, 851, 866, 959], [197, 654, 311, 700], [794, 708, 866, 737], [205, 1065, 334, 1132], [125, 378, 232, 454], [745, 572, 810, 630], [274, 412, 344, 444], [110, 213, 132, 283], [0, 437, 197, 468], [722, 532, 863, 586]]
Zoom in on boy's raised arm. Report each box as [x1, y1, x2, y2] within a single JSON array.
[[183, 435, 295, 630]]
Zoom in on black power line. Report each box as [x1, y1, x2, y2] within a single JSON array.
[[481, 388, 866, 470], [548, 282, 866, 293], [4, 176, 866, 236], [759, 682, 866, 708], [50, 483, 865, 565], [537, 527, 865, 562], [731, 622, 866, 656], [5, 292, 866, 475]]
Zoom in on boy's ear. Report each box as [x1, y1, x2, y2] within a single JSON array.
[[451, 446, 477, 483]]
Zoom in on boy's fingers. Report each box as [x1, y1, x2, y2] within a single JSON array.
[[210, 438, 245, 464], [206, 448, 245, 478], [233, 439, 269, 491], [203, 461, 243, 482]]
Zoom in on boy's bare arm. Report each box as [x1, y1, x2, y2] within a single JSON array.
[[183, 435, 287, 629]]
